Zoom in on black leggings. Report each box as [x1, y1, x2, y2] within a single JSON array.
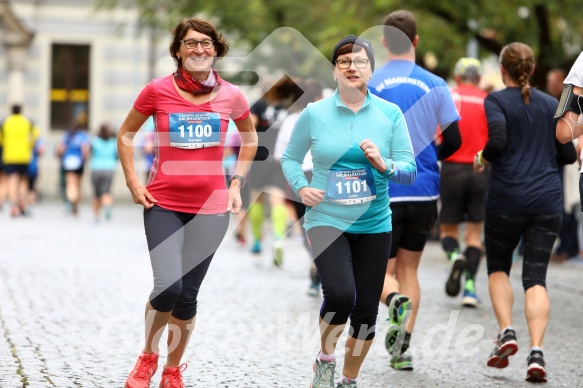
[[307, 226, 391, 340], [485, 212, 562, 290], [144, 205, 229, 320]]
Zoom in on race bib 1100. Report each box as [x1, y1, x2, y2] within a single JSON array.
[[327, 167, 376, 205], [169, 112, 221, 149]]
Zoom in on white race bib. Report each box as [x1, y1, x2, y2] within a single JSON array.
[[63, 155, 82, 170], [327, 167, 377, 205], [169, 112, 221, 149]]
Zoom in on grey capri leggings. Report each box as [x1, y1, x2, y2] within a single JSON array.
[[144, 205, 229, 320], [91, 170, 114, 198], [485, 212, 562, 290]]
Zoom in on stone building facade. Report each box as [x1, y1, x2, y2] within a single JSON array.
[[0, 0, 171, 199]]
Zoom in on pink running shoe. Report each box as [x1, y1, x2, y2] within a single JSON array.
[[125, 351, 159, 388], [159, 364, 187, 388]]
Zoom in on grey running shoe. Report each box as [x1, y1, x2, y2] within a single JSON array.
[[336, 377, 358, 387], [389, 353, 413, 370], [385, 294, 412, 355], [487, 329, 518, 368], [445, 254, 466, 297], [311, 358, 336, 388], [526, 350, 547, 383]]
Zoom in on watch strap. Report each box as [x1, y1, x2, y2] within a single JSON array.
[[231, 174, 246, 187]]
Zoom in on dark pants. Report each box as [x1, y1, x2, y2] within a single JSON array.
[[307, 226, 391, 340], [580, 173, 583, 213], [389, 200, 438, 258], [485, 212, 562, 290], [555, 210, 579, 257]]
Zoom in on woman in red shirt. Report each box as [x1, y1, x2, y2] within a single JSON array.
[[118, 18, 257, 388]]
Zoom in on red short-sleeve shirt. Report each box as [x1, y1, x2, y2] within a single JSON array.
[[446, 84, 488, 164], [134, 74, 250, 214]]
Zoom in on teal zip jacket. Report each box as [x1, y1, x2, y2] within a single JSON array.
[[281, 89, 416, 233]]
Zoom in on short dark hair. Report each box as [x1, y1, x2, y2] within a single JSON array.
[[383, 10, 417, 55], [336, 43, 364, 58], [97, 123, 115, 140], [169, 18, 229, 69], [11, 104, 21, 115]]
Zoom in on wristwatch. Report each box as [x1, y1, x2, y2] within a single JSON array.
[[231, 174, 246, 187]]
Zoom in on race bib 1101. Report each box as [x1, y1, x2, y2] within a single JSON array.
[[327, 167, 376, 205]]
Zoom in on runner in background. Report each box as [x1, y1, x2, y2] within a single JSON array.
[[369, 10, 461, 371], [56, 117, 90, 216], [274, 78, 323, 296], [547, 67, 579, 262], [0, 104, 40, 217], [554, 54, 583, 262], [478, 42, 576, 382], [247, 77, 303, 265], [439, 58, 489, 308], [90, 123, 118, 222], [141, 117, 156, 184], [27, 134, 45, 206]]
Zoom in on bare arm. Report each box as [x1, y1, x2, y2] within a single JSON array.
[[81, 141, 91, 161], [577, 135, 583, 166], [250, 112, 259, 128], [117, 108, 157, 208], [227, 115, 258, 213], [56, 141, 66, 158], [557, 85, 583, 143], [232, 115, 258, 179]]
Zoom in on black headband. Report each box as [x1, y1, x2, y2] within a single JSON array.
[[332, 35, 375, 71]]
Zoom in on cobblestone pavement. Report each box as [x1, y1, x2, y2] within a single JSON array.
[[1, 203, 582, 387]]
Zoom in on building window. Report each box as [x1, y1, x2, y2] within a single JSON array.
[[50, 44, 90, 130]]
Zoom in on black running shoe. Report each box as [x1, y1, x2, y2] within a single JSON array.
[[526, 350, 547, 383], [445, 254, 466, 297], [487, 329, 518, 368]]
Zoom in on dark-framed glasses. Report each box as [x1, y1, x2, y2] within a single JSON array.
[[335, 59, 370, 69], [180, 39, 215, 49]]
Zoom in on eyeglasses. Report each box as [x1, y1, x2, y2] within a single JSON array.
[[335, 59, 370, 69], [179, 39, 215, 49]]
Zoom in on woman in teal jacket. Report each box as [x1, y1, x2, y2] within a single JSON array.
[[281, 35, 416, 388]]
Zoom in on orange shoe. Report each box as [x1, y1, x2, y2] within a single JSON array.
[[125, 351, 159, 388], [159, 364, 187, 388]]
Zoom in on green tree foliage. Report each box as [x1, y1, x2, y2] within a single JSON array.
[[393, 0, 583, 86], [95, 0, 583, 87]]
